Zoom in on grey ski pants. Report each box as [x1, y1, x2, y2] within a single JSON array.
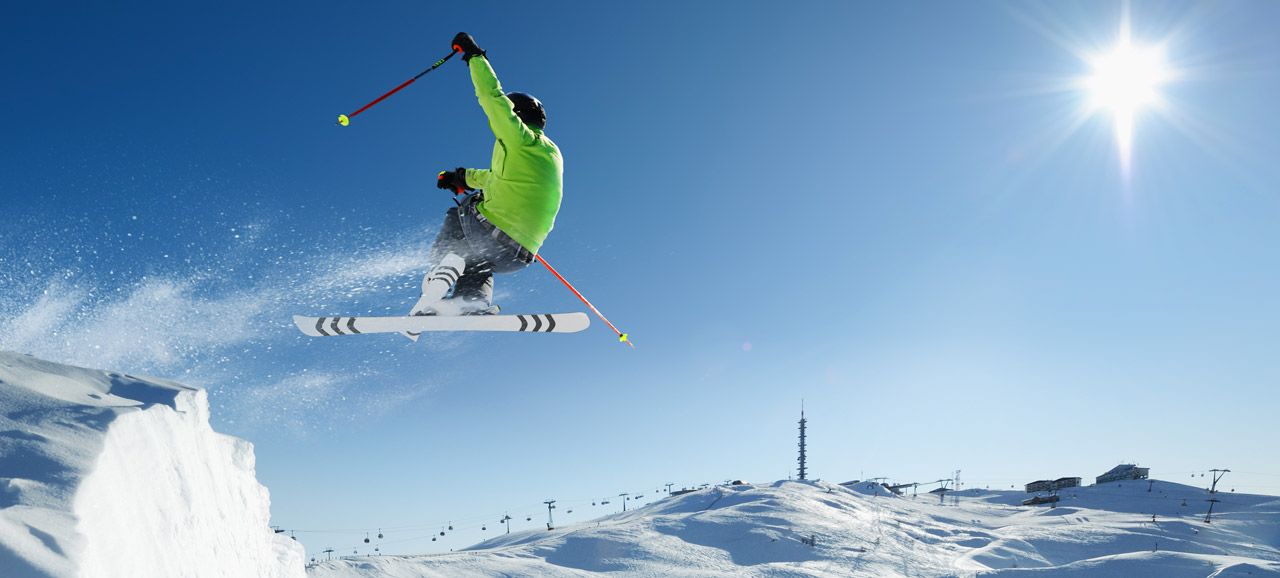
[[426, 195, 533, 304]]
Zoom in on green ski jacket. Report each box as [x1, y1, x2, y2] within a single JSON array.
[[462, 57, 563, 254]]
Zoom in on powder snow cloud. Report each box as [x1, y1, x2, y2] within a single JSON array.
[[0, 233, 440, 434]]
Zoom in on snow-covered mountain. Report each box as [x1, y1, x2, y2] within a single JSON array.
[[0, 351, 304, 578], [309, 478, 1280, 578], [2, 350, 1277, 578]]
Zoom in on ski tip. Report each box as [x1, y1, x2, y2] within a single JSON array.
[[292, 315, 321, 337], [337, 114, 350, 127]]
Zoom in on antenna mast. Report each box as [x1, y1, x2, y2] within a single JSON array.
[[797, 400, 808, 481]]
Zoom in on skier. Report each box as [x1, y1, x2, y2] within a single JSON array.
[[410, 32, 563, 321], [294, 32, 614, 341]]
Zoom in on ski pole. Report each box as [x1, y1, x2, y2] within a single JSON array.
[[337, 48, 459, 126], [535, 254, 632, 347]]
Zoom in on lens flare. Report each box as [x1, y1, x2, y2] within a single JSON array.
[[1086, 39, 1169, 172]]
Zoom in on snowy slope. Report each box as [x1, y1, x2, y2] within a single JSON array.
[[309, 479, 1280, 578], [0, 351, 305, 578]]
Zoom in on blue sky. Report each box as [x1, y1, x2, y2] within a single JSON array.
[[2, 0, 1279, 558]]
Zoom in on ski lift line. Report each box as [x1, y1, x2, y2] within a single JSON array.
[[535, 254, 633, 347], [293, 507, 550, 538], [330, 511, 565, 552], [336, 48, 459, 127], [333, 533, 441, 553], [346, 513, 560, 545], [294, 501, 555, 535], [290, 480, 704, 541]]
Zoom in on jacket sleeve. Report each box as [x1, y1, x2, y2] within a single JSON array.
[[470, 57, 536, 145], [465, 168, 491, 190]]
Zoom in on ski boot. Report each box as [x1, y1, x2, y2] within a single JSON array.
[[404, 253, 465, 341]]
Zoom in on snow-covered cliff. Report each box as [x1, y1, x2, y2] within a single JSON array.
[[0, 351, 304, 578]]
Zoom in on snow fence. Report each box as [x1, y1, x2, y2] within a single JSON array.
[[0, 351, 304, 578]]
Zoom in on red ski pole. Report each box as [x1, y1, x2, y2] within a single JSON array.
[[535, 254, 632, 347], [337, 48, 459, 126]]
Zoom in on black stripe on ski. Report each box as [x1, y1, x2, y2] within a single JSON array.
[[517, 315, 529, 332], [544, 314, 556, 332], [331, 317, 344, 335], [531, 315, 543, 332], [430, 265, 461, 285], [346, 317, 360, 334], [316, 317, 330, 336]]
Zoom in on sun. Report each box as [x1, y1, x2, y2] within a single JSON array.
[[1088, 41, 1167, 115], [1083, 24, 1170, 173]]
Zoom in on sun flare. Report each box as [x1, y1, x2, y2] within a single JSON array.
[[1082, 20, 1171, 174], [1087, 41, 1167, 115]]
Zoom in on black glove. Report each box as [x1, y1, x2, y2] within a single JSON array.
[[437, 167, 470, 194], [451, 32, 485, 63]]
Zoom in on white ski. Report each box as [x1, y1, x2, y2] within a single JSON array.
[[292, 313, 590, 337]]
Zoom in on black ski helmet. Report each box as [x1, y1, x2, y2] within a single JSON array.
[[506, 92, 546, 129]]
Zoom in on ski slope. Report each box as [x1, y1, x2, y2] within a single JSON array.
[[309, 479, 1280, 578], [0, 351, 304, 578], [1, 350, 1276, 577]]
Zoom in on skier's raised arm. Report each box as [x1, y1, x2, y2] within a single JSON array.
[[451, 33, 538, 146]]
